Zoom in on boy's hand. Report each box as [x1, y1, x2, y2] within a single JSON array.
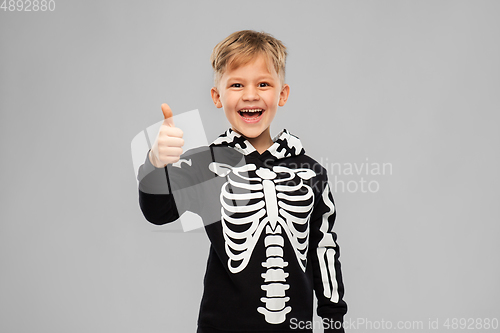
[[149, 103, 185, 168]]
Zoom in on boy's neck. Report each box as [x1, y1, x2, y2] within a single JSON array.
[[235, 127, 274, 154]]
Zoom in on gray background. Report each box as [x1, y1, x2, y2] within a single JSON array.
[[1, 1, 499, 332]]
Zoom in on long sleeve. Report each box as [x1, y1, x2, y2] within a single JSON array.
[[137, 150, 180, 224], [309, 175, 347, 333], [137, 148, 208, 225]]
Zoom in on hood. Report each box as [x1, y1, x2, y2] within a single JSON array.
[[210, 128, 305, 161]]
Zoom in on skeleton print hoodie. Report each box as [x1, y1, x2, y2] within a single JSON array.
[[138, 128, 347, 333]]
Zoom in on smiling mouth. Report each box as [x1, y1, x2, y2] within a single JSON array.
[[238, 108, 264, 119]]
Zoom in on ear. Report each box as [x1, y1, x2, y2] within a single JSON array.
[[278, 84, 290, 107], [211, 87, 223, 108]]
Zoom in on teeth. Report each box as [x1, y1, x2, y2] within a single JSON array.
[[239, 109, 263, 113]]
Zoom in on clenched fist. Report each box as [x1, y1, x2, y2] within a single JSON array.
[[149, 103, 185, 168]]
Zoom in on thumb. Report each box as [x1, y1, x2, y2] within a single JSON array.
[[161, 103, 175, 127]]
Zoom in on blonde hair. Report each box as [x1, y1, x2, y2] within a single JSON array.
[[210, 30, 287, 89]]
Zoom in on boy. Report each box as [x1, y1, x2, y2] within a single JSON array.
[[137, 30, 347, 333]]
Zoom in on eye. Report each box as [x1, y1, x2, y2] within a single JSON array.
[[259, 82, 270, 87], [231, 83, 242, 88]]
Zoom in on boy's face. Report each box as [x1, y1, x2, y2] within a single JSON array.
[[211, 54, 290, 143]]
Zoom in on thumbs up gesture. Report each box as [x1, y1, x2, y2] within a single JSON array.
[[149, 103, 185, 168]]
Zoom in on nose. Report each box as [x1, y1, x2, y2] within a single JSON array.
[[242, 86, 260, 101]]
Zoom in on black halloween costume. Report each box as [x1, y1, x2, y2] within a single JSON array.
[[137, 128, 347, 333]]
